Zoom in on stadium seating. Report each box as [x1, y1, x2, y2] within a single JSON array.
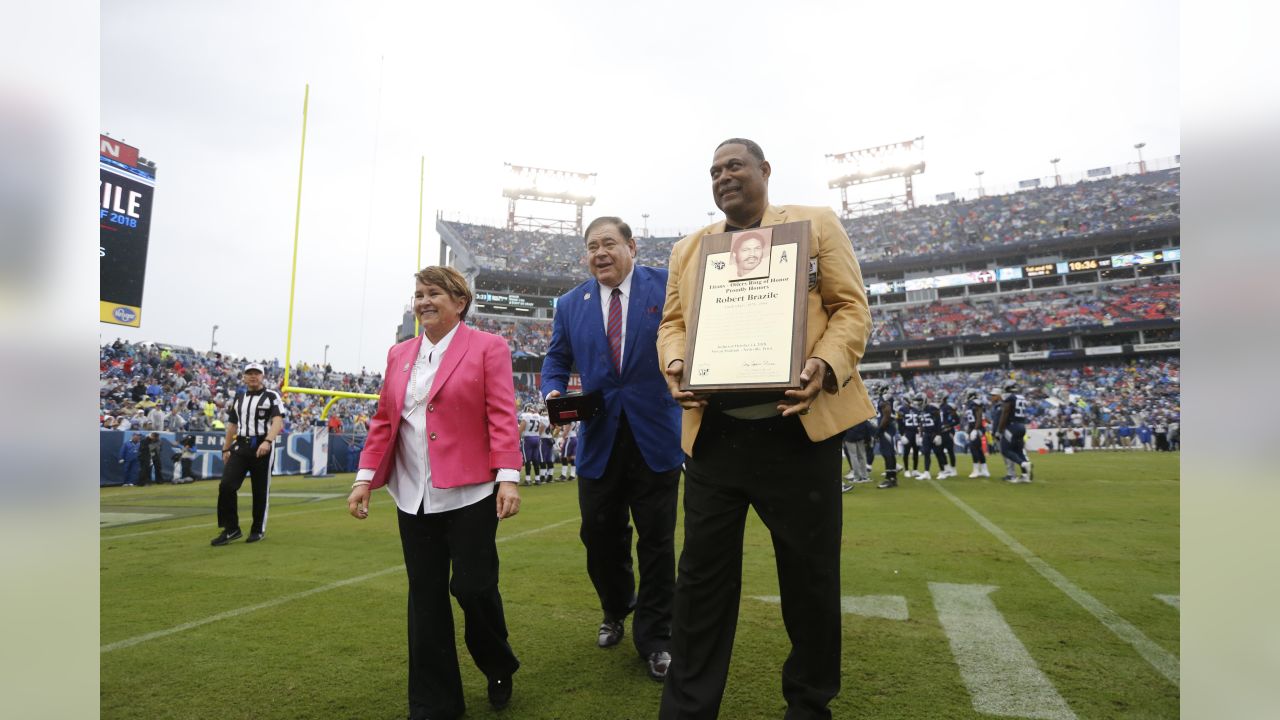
[[442, 169, 1179, 277], [872, 277, 1179, 342], [99, 340, 380, 436]]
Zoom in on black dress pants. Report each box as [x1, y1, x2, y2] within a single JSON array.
[[398, 494, 519, 720], [577, 411, 679, 657], [217, 450, 271, 534], [660, 411, 843, 720]]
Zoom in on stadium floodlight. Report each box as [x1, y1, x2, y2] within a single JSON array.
[[502, 163, 597, 204], [826, 136, 925, 187], [825, 136, 925, 217], [502, 163, 598, 236]]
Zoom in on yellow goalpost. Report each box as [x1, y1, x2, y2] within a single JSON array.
[[279, 84, 426, 418]]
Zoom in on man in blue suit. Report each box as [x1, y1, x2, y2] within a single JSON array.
[[541, 215, 684, 682]]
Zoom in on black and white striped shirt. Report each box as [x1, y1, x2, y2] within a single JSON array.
[[227, 389, 285, 438]]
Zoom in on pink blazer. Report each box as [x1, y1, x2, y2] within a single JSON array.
[[358, 322, 522, 490]]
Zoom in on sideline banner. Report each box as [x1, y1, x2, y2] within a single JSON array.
[[311, 424, 329, 476], [100, 430, 359, 485]]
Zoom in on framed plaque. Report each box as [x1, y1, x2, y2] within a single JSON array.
[[680, 221, 810, 392]]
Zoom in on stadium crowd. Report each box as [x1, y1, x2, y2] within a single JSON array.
[[469, 315, 554, 358], [457, 278, 1180, 357], [442, 169, 1179, 279], [101, 343, 1177, 451], [99, 339, 380, 438], [875, 277, 1180, 341], [845, 169, 1179, 262]]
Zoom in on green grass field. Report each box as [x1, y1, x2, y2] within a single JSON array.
[[100, 451, 1179, 719]]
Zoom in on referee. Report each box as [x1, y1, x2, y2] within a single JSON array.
[[211, 362, 285, 546]]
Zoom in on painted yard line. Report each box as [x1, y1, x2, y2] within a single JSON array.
[[927, 479, 1180, 686], [755, 594, 909, 621], [930, 582, 1077, 720], [101, 512, 173, 528], [1155, 594, 1180, 610], [101, 504, 337, 540], [101, 517, 575, 654]]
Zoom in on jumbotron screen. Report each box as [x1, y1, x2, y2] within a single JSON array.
[[100, 135, 157, 327]]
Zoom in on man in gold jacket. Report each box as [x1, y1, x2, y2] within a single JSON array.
[[657, 138, 875, 720]]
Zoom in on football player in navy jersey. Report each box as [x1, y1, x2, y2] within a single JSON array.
[[875, 385, 900, 489], [917, 394, 954, 480], [938, 394, 960, 477], [900, 392, 922, 479], [996, 380, 1032, 483], [963, 389, 991, 477]]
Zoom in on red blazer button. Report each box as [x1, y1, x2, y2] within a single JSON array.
[[429, 432, 437, 440]]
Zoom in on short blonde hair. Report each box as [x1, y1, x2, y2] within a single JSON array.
[[414, 266, 473, 321]]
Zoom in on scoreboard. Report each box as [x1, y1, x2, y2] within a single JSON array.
[[99, 135, 157, 327], [867, 247, 1180, 296]]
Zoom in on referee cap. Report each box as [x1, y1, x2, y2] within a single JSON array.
[[244, 362, 265, 373]]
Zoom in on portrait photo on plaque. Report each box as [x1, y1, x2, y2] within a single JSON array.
[[727, 228, 772, 281]]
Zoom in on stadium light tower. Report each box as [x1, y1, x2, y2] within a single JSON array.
[[210, 324, 219, 353], [641, 213, 650, 237], [324, 344, 330, 365], [975, 170, 985, 198], [825, 136, 925, 218], [1050, 158, 1061, 187], [502, 163, 597, 236], [1134, 142, 1147, 174]]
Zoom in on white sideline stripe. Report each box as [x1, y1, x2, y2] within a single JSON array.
[[930, 583, 1077, 720], [754, 594, 909, 621], [238, 492, 345, 500], [928, 479, 1180, 686], [1155, 594, 1180, 610], [101, 517, 575, 654], [100, 512, 173, 528], [101, 505, 336, 540]]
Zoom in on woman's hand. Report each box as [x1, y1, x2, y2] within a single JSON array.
[[496, 482, 521, 520], [348, 483, 371, 519]]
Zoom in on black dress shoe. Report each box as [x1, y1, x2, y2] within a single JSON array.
[[598, 620, 624, 648], [647, 650, 671, 681], [246, 531, 265, 543], [876, 478, 898, 489], [210, 528, 242, 546], [488, 674, 512, 710]]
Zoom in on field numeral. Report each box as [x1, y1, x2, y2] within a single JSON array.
[[930, 583, 1077, 720]]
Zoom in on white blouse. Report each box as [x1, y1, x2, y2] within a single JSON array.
[[357, 324, 516, 515]]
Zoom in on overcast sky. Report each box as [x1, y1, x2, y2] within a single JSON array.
[[100, 0, 1179, 373]]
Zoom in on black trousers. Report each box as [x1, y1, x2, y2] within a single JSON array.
[[217, 450, 271, 534], [578, 411, 679, 657], [660, 412, 842, 720], [181, 457, 194, 479], [398, 495, 519, 720], [137, 456, 155, 486]]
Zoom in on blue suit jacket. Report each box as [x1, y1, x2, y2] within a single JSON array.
[[540, 265, 683, 478]]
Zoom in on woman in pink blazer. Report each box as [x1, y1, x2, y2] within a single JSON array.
[[347, 266, 523, 720]]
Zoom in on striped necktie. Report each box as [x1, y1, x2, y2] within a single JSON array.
[[607, 287, 622, 374]]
